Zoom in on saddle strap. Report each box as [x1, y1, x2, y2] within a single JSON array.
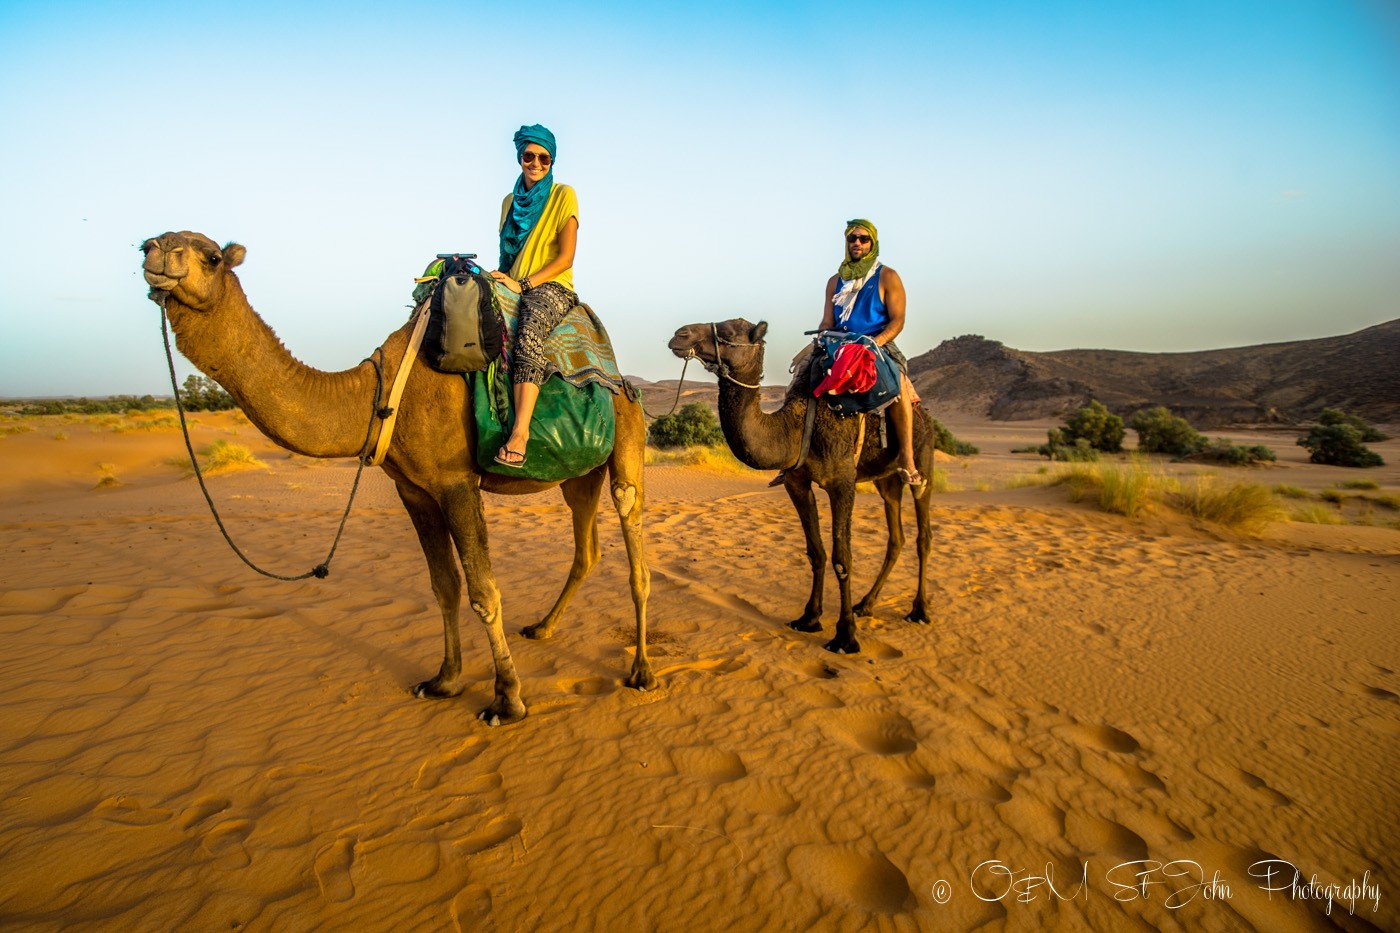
[[369, 303, 431, 466]]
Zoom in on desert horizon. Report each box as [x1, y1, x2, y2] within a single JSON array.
[[1, 405, 1396, 931]]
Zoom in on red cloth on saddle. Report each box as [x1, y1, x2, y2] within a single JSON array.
[[813, 341, 877, 396]]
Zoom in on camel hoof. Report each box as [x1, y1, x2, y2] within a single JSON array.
[[521, 621, 555, 640], [789, 617, 823, 634], [477, 699, 527, 726], [413, 679, 464, 699], [904, 604, 932, 625], [853, 600, 876, 618], [625, 665, 658, 692], [823, 637, 861, 655]]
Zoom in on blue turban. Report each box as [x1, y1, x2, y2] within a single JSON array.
[[513, 124, 557, 162], [500, 124, 558, 272]]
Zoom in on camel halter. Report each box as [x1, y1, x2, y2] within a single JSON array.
[[158, 297, 385, 582], [701, 322, 764, 390]]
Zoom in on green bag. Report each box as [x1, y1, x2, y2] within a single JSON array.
[[472, 360, 616, 481]]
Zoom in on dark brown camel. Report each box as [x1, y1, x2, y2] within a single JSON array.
[[668, 319, 937, 654], [142, 231, 654, 726]]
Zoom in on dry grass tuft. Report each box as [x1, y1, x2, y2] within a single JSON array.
[[1290, 504, 1345, 525], [1, 423, 35, 437], [96, 463, 121, 488], [1052, 459, 1159, 518], [1271, 484, 1309, 499], [201, 440, 268, 475], [1168, 476, 1284, 534], [645, 445, 753, 475]]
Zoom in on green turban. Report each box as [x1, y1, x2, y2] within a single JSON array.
[[839, 218, 880, 281]]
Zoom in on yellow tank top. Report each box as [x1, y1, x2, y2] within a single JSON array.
[[498, 183, 578, 293]]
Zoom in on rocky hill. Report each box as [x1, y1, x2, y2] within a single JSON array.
[[906, 319, 1400, 427]]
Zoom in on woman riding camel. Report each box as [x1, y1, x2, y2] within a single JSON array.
[[490, 123, 579, 468]]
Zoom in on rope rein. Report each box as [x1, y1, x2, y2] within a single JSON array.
[[159, 303, 385, 581]]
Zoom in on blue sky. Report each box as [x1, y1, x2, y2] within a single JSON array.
[[1, 0, 1397, 396]]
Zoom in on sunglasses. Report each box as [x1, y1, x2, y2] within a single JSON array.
[[521, 151, 552, 167], [847, 234, 872, 245]]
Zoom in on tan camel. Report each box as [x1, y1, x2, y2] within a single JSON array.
[[669, 319, 936, 654], [141, 231, 653, 726]]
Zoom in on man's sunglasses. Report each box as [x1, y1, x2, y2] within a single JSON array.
[[847, 234, 872, 245], [521, 151, 552, 167]]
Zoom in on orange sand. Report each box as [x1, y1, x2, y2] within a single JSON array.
[[1, 411, 1397, 931]]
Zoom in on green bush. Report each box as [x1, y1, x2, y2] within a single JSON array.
[[1190, 439, 1276, 466], [1038, 430, 1100, 462], [1298, 423, 1384, 468], [1318, 407, 1387, 443], [648, 402, 724, 448], [1061, 399, 1125, 453], [1130, 406, 1204, 456], [929, 418, 979, 456]]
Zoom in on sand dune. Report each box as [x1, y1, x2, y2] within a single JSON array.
[[1, 412, 1396, 930]]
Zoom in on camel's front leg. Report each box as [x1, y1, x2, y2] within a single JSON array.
[[905, 475, 936, 625], [783, 477, 825, 633], [522, 468, 604, 640], [395, 482, 468, 699], [824, 482, 860, 654], [441, 484, 525, 725], [854, 474, 905, 616], [609, 456, 654, 691]]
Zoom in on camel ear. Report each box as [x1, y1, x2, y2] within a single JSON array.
[[223, 243, 246, 268], [751, 320, 768, 343]]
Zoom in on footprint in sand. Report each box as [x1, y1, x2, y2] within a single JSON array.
[[787, 844, 913, 914], [1054, 722, 1142, 755], [178, 796, 231, 831], [202, 819, 254, 868], [1197, 760, 1292, 807], [314, 836, 358, 902], [454, 815, 523, 855], [819, 709, 918, 756], [94, 795, 171, 826], [414, 738, 487, 791], [670, 745, 748, 785]]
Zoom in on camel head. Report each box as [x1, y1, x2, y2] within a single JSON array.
[[141, 231, 246, 310], [669, 319, 768, 383]]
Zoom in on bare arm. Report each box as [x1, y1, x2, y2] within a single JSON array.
[[819, 275, 839, 330], [872, 266, 906, 346]]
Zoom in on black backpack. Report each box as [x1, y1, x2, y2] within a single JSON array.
[[424, 254, 506, 373]]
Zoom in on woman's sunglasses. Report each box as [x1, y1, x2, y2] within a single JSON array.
[[847, 234, 872, 245], [521, 151, 552, 167]]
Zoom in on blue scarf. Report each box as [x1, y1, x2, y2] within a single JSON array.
[[498, 124, 557, 273]]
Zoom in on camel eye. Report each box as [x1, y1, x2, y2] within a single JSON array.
[[208, 253, 222, 267]]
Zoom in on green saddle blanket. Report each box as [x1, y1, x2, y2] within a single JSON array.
[[472, 362, 615, 482]]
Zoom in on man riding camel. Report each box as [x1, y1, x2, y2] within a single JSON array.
[[817, 218, 922, 486]]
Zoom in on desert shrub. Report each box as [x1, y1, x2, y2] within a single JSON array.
[[1188, 439, 1276, 466], [1318, 407, 1387, 442], [1272, 484, 1308, 499], [0, 423, 35, 436], [1039, 430, 1100, 462], [1338, 479, 1380, 491], [1297, 423, 1384, 467], [18, 394, 163, 416], [1366, 494, 1400, 511], [1130, 406, 1204, 456], [1319, 488, 1345, 505], [1169, 477, 1282, 533], [1061, 400, 1125, 453], [928, 418, 979, 456], [647, 402, 724, 449], [1010, 445, 1041, 454], [53, 431, 68, 441], [179, 375, 236, 412]]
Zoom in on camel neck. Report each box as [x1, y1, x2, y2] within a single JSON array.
[[716, 368, 804, 471], [164, 279, 388, 459]]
